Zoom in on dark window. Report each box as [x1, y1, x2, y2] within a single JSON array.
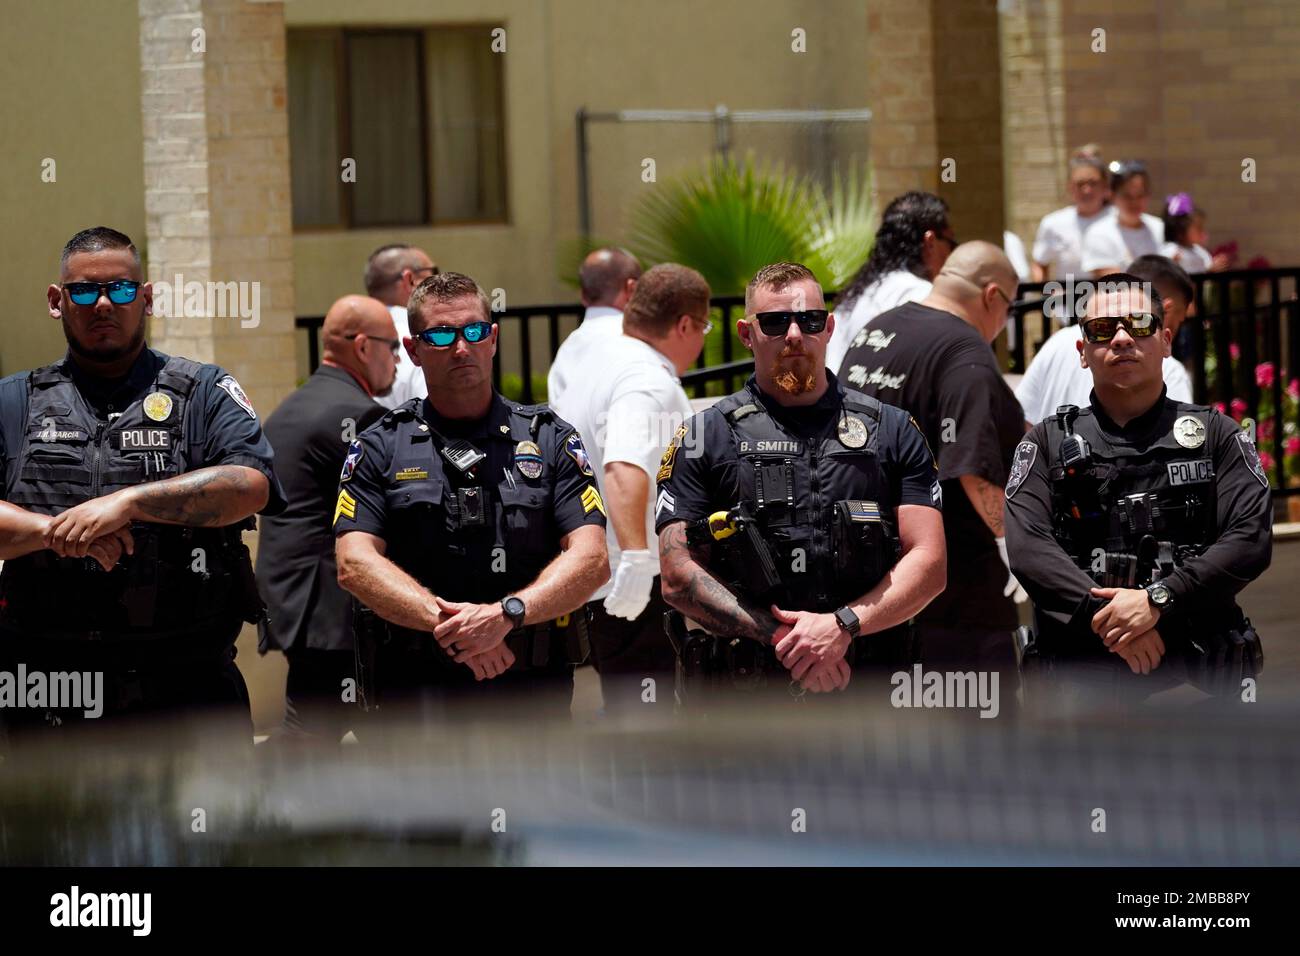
[[287, 26, 507, 229]]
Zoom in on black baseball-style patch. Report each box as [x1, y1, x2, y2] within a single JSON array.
[[1005, 440, 1038, 499], [117, 428, 172, 451]]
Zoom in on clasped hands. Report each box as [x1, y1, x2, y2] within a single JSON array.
[[1090, 586, 1165, 675], [770, 604, 853, 694], [41, 489, 139, 571], [431, 595, 517, 681]]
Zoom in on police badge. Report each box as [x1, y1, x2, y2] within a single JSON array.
[[142, 391, 173, 422], [837, 415, 868, 449], [514, 440, 544, 479], [1005, 440, 1038, 499], [1173, 415, 1206, 449]]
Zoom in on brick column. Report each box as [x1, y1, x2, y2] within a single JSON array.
[[138, 0, 296, 418], [866, 0, 940, 200]]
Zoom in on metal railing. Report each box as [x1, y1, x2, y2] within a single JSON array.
[[297, 268, 1300, 496]]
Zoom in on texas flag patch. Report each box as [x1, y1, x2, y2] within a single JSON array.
[[340, 440, 363, 483]]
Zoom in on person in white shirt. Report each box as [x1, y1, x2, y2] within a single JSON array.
[[550, 264, 707, 719], [1031, 146, 1111, 285], [1017, 254, 1196, 425], [546, 248, 642, 407], [825, 191, 954, 372], [1082, 160, 1164, 275], [363, 243, 438, 410]]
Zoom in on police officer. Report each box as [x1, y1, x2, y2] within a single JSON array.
[[0, 226, 286, 737], [334, 272, 609, 721], [655, 263, 947, 705], [1004, 273, 1271, 708]]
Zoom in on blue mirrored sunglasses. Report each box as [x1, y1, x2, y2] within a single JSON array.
[[415, 321, 493, 347], [64, 280, 141, 306]]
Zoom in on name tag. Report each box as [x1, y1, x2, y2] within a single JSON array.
[[738, 440, 803, 455], [1167, 459, 1213, 486], [33, 427, 88, 442], [118, 428, 171, 451]]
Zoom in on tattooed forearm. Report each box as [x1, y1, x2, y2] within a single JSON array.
[[959, 474, 1005, 538], [127, 465, 268, 527], [658, 520, 778, 644]]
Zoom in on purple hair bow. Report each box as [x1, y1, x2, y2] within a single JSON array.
[[1166, 192, 1194, 217]]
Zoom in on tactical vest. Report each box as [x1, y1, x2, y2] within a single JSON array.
[[370, 399, 585, 671], [0, 356, 248, 636], [711, 387, 901, 614]]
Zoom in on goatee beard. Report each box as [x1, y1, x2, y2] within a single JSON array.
[[63, 319, 146, 364], [772, 368, 816, 395]]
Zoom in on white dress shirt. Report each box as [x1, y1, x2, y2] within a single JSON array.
[[550, 334, 693, 601], [1032, 205, 1110, 281], [546, 306, 623, 407], [375, 305, 429, 410]]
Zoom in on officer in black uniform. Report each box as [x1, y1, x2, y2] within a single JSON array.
[[0, 226, 286, 738], [334, 272, 609, 722], [1005, 273, 1271, 708], [655, 263, 947, 706]]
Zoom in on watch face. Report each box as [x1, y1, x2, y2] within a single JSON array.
[[504, 597, 525, 618], [1150, 585, 1170, 605]]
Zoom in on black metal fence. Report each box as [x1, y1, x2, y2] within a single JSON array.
[[297, 268, 1300, 498]]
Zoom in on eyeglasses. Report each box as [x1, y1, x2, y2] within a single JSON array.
[[1081, 312, 1162, 343], [750, 310, 829, 337], [693, 316, 714, 336], [63, 280, 141, 306], [993, 286, 1013, 307], [415, 321, 493, 348], [345, 333, 401, 355], [411, 266, 438, 279]]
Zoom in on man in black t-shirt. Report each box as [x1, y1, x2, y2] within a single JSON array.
[[838, 241, 1026, 688]]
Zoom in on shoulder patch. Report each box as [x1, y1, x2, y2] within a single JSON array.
[[340, 440, 363, 483], [1235, 431, 1269, 487], [565, 432, 594, 476], [1005, 440, 1038, 499], [657, 423, 689, 483], [217, 375, 257, 419]]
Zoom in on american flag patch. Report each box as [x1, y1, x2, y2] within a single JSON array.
[[845, 500, 882, 522]]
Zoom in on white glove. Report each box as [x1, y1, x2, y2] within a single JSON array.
[[602, 549, 657, 620], [995, 536, 1029, 605]]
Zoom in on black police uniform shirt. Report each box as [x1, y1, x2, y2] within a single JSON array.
[[257, 364, 386, 654], [0, 348, 287, 630], [332, 393, 607, 606], [1004, 389, 1272, 651], [838, 302, 1026, 630], [653, 372, 941, 609]]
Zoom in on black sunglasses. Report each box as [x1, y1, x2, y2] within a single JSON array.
[[751, 310, 829, 336], [345, 333, 400, 355], [63, 280, 141, 306], [1081, 312, 1162, 343], [415, 321, 493, 348]]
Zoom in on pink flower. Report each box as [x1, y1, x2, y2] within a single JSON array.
[[1256, 362, 1276, 389], [1258, 418, 1274, 441], [1259, 451, 1275, 472], [1212, 402, 1227, 414], [1288, 379, 1300, 401], [1285, 436, 1300, 457], [1229, 343, 1242, 361], [1230, 398, 1248, 419]]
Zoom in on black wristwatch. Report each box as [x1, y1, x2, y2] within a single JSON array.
[[833, 606, 861, 637], [1145, 581, 1173, 612], [501, 595, 526, 630]]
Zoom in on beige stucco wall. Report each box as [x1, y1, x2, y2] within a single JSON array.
[[0, 0, 147, 378]]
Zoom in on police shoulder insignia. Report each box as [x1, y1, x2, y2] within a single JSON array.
[[514, 440, 544, 480], [217, 375, 257, 418], [1235, 431, 1269, 487], [657, 424, 688, 483], [143, 391, 173, 422], [1005, 440, 1038, 499], [333, 489, 357, 526], [1173, 414, 1206, 449], [340, 440, 363, 483], [580, 485, 607, 517], [565, 432, 594, 477]]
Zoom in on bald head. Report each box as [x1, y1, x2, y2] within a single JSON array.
[[579, 247, 642, 309], [923, 240, 1019, 343], [322, 295, 400, 394]]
